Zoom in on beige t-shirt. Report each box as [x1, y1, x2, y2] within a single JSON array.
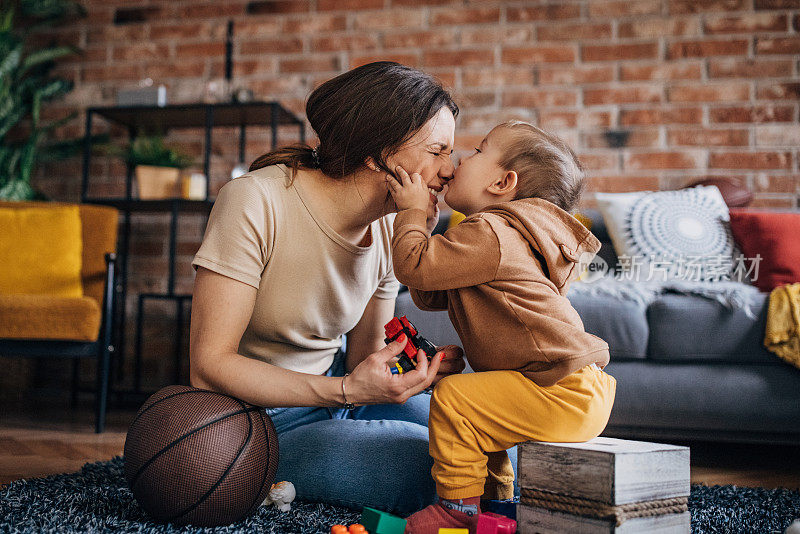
[[192, 164, 399, 375]]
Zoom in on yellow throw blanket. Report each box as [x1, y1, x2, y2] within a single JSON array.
[[764, 283, 800, 368]]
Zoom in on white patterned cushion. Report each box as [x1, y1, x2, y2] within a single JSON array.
[[595, 186, 737, 282]]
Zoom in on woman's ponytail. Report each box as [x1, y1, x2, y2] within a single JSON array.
[[248, 144, 318, 178]]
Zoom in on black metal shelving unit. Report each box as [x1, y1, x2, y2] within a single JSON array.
[[81, 102, 305, 396]]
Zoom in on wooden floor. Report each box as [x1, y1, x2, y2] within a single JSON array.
[[1, 395, 799, 490]]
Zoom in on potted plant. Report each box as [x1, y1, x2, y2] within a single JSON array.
[[116, 135, 194, 199], [0, 0, 86, 201]]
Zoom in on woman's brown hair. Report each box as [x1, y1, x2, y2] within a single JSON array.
[[496, 121, 585, 213], [249, 62, 459, 180]]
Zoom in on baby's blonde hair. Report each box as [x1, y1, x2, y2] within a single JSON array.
[[494, 120, 585, 212]]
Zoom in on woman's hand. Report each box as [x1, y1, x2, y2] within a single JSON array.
[[344, 334, 444, 405], [431, 344, 466, 386], [385, 166, 431, 212]]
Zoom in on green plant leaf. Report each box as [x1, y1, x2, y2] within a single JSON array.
[[0, 178, 36, 201], [0, 106, 25, 139], [33, 78, 70, 102], [21, 0, 85, 21], [116, 135, 196, 169], [0, 0, 85, 196], [0, 92, 15, 123], [39, 132, 107, 162], [20, 45, 77, 75], [0, 43, 22, 79], [1, 144, 22, 176], [18, 130, 41, 184], [32, 91, 40, 126], [0, 7, 14, 33]]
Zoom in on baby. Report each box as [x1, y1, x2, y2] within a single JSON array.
[[385, 121, 617, 533]]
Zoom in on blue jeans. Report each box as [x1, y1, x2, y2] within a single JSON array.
[[265, 351, 517, 516]]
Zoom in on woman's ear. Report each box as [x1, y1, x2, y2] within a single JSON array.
[[487, 171, 518, 197], [364, 156, 380, 172]]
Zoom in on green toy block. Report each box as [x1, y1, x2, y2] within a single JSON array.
[[360, 506, 407, 534]]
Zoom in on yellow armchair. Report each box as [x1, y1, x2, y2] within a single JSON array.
[[0, 201, 119, 432]]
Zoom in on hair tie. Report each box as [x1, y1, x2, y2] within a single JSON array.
[[311, 147, 321, 168]]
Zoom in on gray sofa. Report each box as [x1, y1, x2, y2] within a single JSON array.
[[395, 210, 800, 445]]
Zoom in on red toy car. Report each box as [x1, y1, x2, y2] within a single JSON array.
[[383, 316, 438, 374]]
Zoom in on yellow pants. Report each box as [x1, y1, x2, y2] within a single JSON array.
[[429, 365, 617, 500]]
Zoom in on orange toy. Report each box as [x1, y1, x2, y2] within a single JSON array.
[[331, 524, 369, 534]]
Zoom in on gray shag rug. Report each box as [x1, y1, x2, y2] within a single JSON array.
[[1, 457, 799, 533]]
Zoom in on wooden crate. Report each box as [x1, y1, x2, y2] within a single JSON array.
[[517, 437, 690, 534], [518, 506, 690, 534]]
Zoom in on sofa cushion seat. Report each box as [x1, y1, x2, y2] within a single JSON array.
[[646, 292, 773, 363], [604, 361, 800, 438], [568, 293, 649, 360], [0, 294, 101, 342]]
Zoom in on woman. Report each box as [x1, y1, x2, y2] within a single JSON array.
[[189, 62, 465, 514]]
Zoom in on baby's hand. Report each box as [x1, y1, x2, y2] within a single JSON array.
[[386, 166, 431, 212]]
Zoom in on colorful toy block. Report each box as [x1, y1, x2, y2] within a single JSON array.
[[476, 512, 517, 534], [360, 506, 406, 534], [438, 529, 469, 534], [330, 525, 368, 534], [482, 498, 517, 520]]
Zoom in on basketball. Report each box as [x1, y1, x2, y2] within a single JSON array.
[[123, 385, 279, 527]]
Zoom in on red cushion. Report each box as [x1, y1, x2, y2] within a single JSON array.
[[729, 210, 800, 292]]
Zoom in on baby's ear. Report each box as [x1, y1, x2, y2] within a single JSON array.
[[487, 170, 518, 196]]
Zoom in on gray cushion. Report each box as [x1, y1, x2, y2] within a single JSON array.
[[581, 209, 611, 243], [568, 293, 648, 361], [580, 209, 618, 268], [646, 292, 773, 363], [604, 361, 800, 437]]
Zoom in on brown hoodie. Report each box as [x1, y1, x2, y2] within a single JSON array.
[[392, 198, 610, 387]]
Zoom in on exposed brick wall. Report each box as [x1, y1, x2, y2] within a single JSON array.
[[24, 0, 799, 394]]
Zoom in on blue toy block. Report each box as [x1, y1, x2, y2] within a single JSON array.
[[360, 506, 407, 534], [482, 498, 517, 520]]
